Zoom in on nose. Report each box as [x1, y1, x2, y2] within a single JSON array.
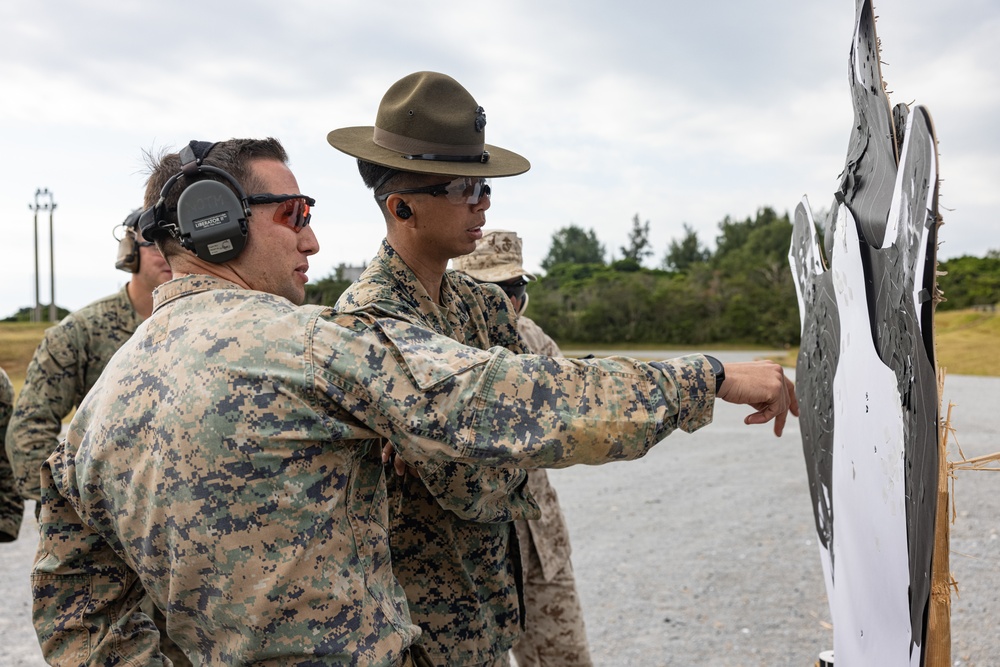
[[474, 193, 491, 213], [299, 224, 320, 256]]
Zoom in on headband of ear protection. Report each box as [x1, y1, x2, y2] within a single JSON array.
[[115, 208, 145, 273], [140, 140, 251, 263]]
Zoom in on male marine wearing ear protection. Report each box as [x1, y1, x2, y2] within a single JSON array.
[[31, 136, 795, 667], [7, 209, 171, 504], [7, 209, 182, 662]]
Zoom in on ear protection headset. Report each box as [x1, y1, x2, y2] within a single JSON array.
[[141, 141, 250, 263], [395, 201, 413, 220], [114, 208, 145, 273]]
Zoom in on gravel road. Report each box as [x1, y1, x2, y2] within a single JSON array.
[[1, 353, 996, 666]]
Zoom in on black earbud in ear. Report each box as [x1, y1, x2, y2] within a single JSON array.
[[395, 202, 412, 220]]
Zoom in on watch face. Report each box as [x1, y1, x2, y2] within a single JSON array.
[[706, 356, 724, 391]]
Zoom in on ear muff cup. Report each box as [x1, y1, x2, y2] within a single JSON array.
[[141, 141, 251, 263], [115, 230, 140, 273], [176, 179, 248, 263]]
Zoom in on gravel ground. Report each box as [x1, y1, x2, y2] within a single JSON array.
[[1, 353, 996, 666]]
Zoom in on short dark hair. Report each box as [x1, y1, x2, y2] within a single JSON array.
[[143, 138, 288, 254], [357, 159, 437, 219], [357, 159, 401, 195]]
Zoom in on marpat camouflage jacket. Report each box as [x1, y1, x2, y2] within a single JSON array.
[[513, 316, 573, 582], [337, 240, 537, 664], [0, 368, 22, 540], [32, 274, 714, 666]]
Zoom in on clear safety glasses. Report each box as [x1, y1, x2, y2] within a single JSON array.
[[376, 176, 491, 206]]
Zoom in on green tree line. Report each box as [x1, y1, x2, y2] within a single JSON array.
[[6, 218, 995, 336], [529, 207, 800, 347], [937, 251, 1000, 310]]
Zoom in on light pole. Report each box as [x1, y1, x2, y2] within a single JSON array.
[[29, 188, 57, 322], [46, 191, 57, 322], [29, 192, 42, 322]]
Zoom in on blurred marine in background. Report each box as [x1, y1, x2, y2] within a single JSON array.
[[4, 209, 182, 664], [454, 229, 593, 667], [5, 208, 171, 503], [0, 367, 20, 541]]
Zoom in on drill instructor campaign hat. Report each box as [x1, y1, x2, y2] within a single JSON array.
[[451, 229, 536, 283], [327, 71, 530, 178]]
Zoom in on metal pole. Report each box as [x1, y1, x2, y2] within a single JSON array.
[[44, 190, 57, 322], [30, 189, 42, 322]]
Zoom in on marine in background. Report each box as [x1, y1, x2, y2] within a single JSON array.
[[0, 368, 20, 541], [453, 229, 593, 667], [6, 209, 183, 664], [6, 208, 171, 503]]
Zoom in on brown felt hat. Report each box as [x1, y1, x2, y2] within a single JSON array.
[[327, 71, 530, 178], [451, 229, 536, 282]]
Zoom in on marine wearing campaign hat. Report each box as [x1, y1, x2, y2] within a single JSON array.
[[331, 72, 540, 666]]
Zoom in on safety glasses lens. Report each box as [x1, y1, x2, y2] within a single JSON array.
[[444, 178, 490, 205], [275, 198, 311, 231], [498, 278, 527, 301]]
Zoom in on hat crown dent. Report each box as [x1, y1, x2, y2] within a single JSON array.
[[376, 71, 484, 149]]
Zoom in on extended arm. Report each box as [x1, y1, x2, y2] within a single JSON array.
[[319, 315, 794, 471]]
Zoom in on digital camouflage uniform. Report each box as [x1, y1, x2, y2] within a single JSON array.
[[5, 284, 142, 502], [0, 368, 23, 541], [510, 317, 593, 667], [32, 274, 716, 666], [337, 241, 538, 666]]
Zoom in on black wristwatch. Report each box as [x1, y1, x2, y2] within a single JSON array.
[[705, 355, 725, 393]]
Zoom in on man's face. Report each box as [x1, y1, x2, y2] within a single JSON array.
[[134, 241, 172, 294], [406, 174, 491, 263], [237, 159, 320, 305]]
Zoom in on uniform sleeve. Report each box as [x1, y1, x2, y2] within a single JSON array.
[[0, 370, 23, 541], [6, 322, 86, 502], [315, 315, 714, 471], [32, 445, 167, 666]]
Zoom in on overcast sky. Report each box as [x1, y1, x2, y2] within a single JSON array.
[[2, 0, 997, 318]]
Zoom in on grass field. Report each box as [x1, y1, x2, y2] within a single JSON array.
[[1, 308, 997, 394], [0, 322, 52, 394], [766, 308, 1000, 377], [933, 308, 1000, 376]]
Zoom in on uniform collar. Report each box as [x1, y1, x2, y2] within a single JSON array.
[[151, 274, 245, 313]]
